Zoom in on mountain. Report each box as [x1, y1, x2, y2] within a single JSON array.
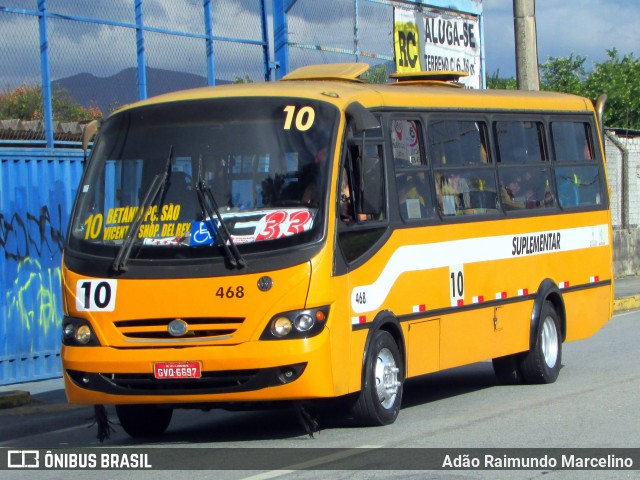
[[51, 67, 227, 114]]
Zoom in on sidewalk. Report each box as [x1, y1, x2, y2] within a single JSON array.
[[2, 276, 640, 411]]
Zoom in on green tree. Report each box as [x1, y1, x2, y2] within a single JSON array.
[[488, 49, 640, 130], [584, 49, 640, 130], [233, 75, 253, 84], [362, 63, 390, 84], [0, 84, 102, 122], [539, 53, 587, 96], [486, 70, 516, 90]]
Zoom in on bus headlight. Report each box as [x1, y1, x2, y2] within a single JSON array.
[[294, 314, 314, 332], [261, 306, 329, 340], [62, 317, 101, 346], [75, 325, 92, 344], [271, 317, 293, 337]]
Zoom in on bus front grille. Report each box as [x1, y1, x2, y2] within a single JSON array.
[[113, 317, 245, 340]]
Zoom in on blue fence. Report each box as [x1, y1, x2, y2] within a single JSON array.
[[0, 149, 84, 384]]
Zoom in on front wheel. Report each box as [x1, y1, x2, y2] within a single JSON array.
[[351, 330, 404, 426], [519, 301, 562, 384], [115, 404, 173, 438]]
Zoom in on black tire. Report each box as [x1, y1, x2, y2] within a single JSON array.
[[520, 301, 562, 384], [351, 330, 404, 426], [492, 353, 524, 385], [115, 404, 173, 438]]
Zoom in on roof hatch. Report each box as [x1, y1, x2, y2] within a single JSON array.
[[281, 63, 370, 82]]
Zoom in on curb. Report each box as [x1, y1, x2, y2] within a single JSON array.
[[613, 294, 640, 312], [0, 390, 30, 409]]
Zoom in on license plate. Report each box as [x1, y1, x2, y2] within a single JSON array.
[[153, 361, 201, 379]]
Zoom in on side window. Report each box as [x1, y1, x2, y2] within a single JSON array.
[[392, 119, 429, 221], [337, 139, 387, 264], [495, 120, 555, 211], [427, 119, 497, 216], [551, 121, 603, 208], [495, 121, 547, 163]]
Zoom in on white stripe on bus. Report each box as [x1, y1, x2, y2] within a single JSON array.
[[351, 224, 608, 315]]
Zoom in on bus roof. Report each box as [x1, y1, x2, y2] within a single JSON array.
[[117, 64, 593, 115]]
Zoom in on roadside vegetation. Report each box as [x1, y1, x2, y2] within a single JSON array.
[[487, 49, 640, 130], [0, 84, 103, 122]]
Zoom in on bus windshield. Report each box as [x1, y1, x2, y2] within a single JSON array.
[[68, 97, 338, 261]]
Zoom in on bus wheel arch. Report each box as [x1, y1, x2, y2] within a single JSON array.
[[493, 280, 565, 385], [530, 279, 566, 350], [352, 312, 405, 426]]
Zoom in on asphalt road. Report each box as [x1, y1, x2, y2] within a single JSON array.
[[0, 309, 638, 479]]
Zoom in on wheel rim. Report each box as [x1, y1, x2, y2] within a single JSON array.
[[540, 315, 559, 368], [374, 347, 400, 409]]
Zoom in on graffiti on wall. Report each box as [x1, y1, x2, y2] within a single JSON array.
[[0, 205, 65, 262], [6, 258, 62, 342], [1, 202, 68, 382]]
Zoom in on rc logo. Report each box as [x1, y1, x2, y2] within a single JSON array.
[[7, 450, 39, 468]]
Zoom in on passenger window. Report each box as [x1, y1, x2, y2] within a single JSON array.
[[555, 165, 602, 208], [396, 172, 428, 220], [551, 122, 603, 209], [435, 169, 498, 216], [551, 122, 594, 162], [498, 167, 555, 210], [428, 120, 490, 166], [495, 121, 547, 163], [495, 120, 555, 211], [392, 119, 430, 221], [428, 119, 497, 216]]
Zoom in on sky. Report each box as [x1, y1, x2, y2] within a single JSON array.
[[482, 0, 640, 77]]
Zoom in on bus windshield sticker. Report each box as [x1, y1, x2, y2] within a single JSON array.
[[137, 208, 316, 247]]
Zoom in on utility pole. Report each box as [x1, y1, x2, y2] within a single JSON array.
[[513, 0, 540, 90]]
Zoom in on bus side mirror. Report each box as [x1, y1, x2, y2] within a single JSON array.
[[346, 101, 380, 133], [361, 154, 383, 216]]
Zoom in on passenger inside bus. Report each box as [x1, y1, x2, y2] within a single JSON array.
[[500, 172, 538, 209]]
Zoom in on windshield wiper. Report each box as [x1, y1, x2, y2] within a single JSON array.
[[112, 146, 173, 272], [195, 156, 247, 269]]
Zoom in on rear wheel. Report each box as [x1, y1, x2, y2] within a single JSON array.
[[519, 301, 562, 384], [351, 330, 404, 426], [115, 404, 173, 438]]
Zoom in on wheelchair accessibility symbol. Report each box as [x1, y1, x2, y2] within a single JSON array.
[[190, 221, 217, 246]]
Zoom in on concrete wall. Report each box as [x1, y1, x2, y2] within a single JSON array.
[[606, 132, 640, 277]]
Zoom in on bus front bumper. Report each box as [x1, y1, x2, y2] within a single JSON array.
[[62, 333, 336, 405]]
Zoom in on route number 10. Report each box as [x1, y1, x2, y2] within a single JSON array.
[[449, 264, 465, 306], [283, 105, 315, 131], [76, 279, 117, 312]]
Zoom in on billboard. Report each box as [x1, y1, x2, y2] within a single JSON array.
[[394, 6, 482, 88]]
